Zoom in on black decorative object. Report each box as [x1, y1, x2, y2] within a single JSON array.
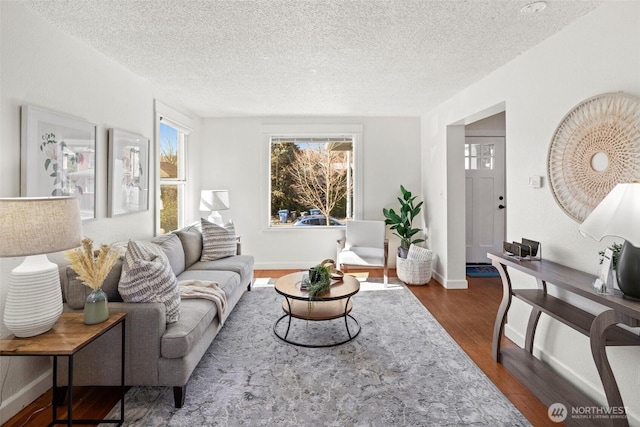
[[616, 241, 640, 301]]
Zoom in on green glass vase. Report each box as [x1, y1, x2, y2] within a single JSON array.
[[84, 289, 109, 325]]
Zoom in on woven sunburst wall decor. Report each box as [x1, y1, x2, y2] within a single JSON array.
[[547, 92, 640, 222]]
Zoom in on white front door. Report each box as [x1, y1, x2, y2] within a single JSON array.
[[465, 137, 506, 263]]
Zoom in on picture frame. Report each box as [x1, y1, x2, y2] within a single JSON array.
[[21, 105, 97, 220], [108, 128, 150, 217]]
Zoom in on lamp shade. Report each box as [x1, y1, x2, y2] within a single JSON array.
[[0, 196, 83, 257], [199, 190, 230, 212], [1, 196, 82, 336], [578, 183, 640, 246]]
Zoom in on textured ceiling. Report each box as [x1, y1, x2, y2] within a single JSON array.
[[18, 0, 602, 117]]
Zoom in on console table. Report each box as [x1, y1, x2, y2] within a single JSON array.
[[489, 252, 640, 427], [0, 313, 126, 426]]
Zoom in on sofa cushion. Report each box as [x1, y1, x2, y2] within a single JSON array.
[[119, 240, 181, 323], [176, 269, 241, 295], [150, 233, 186, 276], [174, 225, 203, 269], [161, 298, 218, 359], [188, 255, 254, 281], [200, 218, 236, 261]]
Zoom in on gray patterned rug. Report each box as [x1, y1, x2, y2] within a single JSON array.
[[104, 279, 530, 426]]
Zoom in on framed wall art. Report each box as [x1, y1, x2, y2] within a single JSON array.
[[21, 105, 97, 220], [108, 128, 150, 217]]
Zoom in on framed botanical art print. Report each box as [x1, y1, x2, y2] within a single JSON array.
[[21, 105, 97, 220], [108, 128, 150, 217]]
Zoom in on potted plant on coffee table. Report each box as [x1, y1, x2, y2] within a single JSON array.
[[383, 185, 425, 258]]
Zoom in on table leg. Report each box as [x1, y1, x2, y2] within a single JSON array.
[[344, 297, 352, 338], [67, 356, 73, 427], [590, 309, 629, 427], [491, 261, 512, 362], [51, 356, 58, 424], [120, 318, 126, 424], [284, 298, 293, 340]]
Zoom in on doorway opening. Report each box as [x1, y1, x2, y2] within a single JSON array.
[[465, 113, 506, 274]]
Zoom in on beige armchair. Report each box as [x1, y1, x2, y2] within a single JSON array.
[[337, 220, 388, 284]]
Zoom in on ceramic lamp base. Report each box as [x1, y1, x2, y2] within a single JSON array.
[[3, 254, 63, 337]]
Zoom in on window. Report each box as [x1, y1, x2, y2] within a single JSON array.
[[158, 120, 187, 233], [268, 134, 358, 228], [465, 143, 495, 170]]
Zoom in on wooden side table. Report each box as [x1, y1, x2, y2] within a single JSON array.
[[0, 312, 126, 426]]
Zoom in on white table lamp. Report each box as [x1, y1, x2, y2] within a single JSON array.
[[579, 183, 640, 300], [0, 197, 83, 337], [199, 190, 230, 225]]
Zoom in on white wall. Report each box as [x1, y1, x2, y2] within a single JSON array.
[[0, 3, 197, 422], [422, 2, 640, 424], [198, 117, 421, 269]]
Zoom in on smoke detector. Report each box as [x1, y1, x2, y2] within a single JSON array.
[[521, 1, 547, 14]]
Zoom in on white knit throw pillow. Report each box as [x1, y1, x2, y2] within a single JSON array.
[[200, 218, 236, 261]]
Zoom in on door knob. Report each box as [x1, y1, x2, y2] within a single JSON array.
[[498, 204, 505, 209]]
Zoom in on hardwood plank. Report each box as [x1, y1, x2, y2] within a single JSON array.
[[2, 270, 553, 427], [407, 275, 559, 426]]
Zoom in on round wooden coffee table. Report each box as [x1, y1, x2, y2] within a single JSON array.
[[273, 271, 361, 347]]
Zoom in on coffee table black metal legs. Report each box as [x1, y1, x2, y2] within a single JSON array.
[[273, 296, 361, 348]]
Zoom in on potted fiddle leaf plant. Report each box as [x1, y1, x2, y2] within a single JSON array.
[[383, 185, 425, 259]]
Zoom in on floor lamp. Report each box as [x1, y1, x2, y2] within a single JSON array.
[[579, 183, 640, 300], [0, 197, 83, 337], [199, 190, 230, 225]]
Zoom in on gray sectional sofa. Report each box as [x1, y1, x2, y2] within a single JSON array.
[[57, 223, 254, 407]]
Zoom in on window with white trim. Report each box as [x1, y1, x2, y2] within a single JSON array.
[[268, 134, 358, 228], [158, 119, 188, 233]]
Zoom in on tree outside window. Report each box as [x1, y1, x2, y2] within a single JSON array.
[[270, 137, 354, 227], [159, 121, 187, 233]]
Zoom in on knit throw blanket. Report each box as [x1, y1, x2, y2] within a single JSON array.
[[178, 280, 227, 325]]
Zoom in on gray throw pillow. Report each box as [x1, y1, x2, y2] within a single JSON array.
[[175, 226, 203, 268], [200, 218, 236, 261], [119, 240, 181, 323]]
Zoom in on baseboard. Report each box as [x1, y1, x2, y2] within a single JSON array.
[[443, 278, 468, 289], [0, 369, 51, 424], [504, 323, 525, 348], [432, 270, 445, 286]]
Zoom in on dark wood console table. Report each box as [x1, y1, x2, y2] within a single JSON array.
[[489, 252, 640, 427]]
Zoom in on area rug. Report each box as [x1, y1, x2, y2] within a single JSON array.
[[466, 265, 500, 278], [103, 279, 529, 426]]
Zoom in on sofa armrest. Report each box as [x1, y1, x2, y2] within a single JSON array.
[[57, 302, 167, 386]]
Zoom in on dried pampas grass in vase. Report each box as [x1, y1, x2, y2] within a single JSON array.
[[66, 238, 119, 324]]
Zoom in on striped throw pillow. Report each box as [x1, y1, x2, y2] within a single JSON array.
[[200, 218, 236, 261], [119, 240, 181, 323]]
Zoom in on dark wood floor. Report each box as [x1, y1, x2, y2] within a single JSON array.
[[3, 270, 558, 427]]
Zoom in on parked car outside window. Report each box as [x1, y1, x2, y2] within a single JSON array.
[[293, 215, 345, 226]]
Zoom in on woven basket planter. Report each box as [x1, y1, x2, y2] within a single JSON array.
[[397, 245, 433, 286]]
